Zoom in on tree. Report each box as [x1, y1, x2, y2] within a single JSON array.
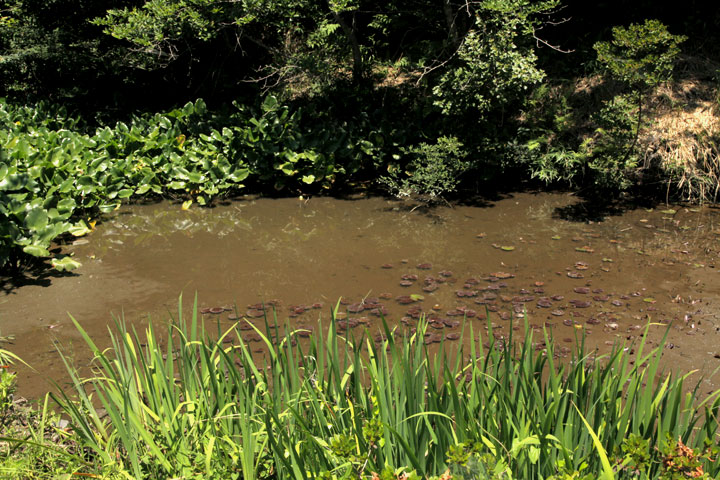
[[431, 0, 559, 118], [589, 19, 686, 188]]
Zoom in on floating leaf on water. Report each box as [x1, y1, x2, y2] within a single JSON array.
[[551, 235, 561, 240], [602, 257, 613, 263], [347, 303, 365, 313], [491, 271, 514, 279], [643, 298, 656, 303], [679, 226, 691, 230], [500, 246, 515, 251], [416, 263, 432, 270], [689, 208, 700, 213], [181, 199, 192, 210], [639, 219, 649, 223], [661, 209, 677, 215], [491, 243, 501, 249], [600, 267, 610, 272], [694, 263, 705, 268], [575, 246, 594, 253], [68, 220, 92, 237], [476, 233, 486, 238], [51, 256, 82, 271], [410, 294, 425, 301]]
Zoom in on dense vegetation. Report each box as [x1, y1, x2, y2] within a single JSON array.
[[2, 3, 720, 476], [2, 0, 720, 270], [2, 304, 720, 479]]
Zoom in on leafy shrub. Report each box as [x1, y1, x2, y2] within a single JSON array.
[[380, 136, 469, 200], [432, 0, 556, 118]]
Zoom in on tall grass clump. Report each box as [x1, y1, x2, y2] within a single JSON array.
[[52, 297, 720, 479]]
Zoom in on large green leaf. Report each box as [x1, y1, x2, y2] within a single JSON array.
[[51, 256, 82, 271], [24, 207, 49, 230], [22, 244, 50, 257]]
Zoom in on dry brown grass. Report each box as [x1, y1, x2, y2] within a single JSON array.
[[643, 55, 720, 202]]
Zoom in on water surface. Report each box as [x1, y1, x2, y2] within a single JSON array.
[[3, 192, 720, 398]]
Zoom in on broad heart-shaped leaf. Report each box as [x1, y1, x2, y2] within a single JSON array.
[[98, 203, 119, 213], [0, 172, 31, 191], [51, 256, 82, 271], [301, 174, 315, 184], [24, 207, 49, 230], [68, 220, 91, 237], [262, 95, 278, 112], [22, 244, 50, 257], [228, 168, 249, 183], [117, 188, 134, 199]]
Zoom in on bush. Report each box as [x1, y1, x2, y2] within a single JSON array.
[[380, 136, 469, 200]]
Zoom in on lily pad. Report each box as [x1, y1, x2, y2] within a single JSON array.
[[500, 246, 515, 251]]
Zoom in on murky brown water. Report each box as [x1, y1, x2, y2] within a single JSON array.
[[3, 192, 720, 399]]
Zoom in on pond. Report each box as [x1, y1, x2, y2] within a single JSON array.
[[2, 191, 720, 398]]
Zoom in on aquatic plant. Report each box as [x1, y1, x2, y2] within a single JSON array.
[[51, 298, 720, 479], [0, 96, 379, 271]]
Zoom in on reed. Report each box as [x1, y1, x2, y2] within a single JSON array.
[[51, 296, 720, 479]]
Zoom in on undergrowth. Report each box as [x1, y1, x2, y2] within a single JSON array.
[[2, 299, 719, 479]]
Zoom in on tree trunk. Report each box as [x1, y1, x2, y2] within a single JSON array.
[[331, 9, 364, 84], [443, 0, 459, 47]]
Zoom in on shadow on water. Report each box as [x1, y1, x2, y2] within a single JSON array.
[[1, 261, 79, 296], [552, 191, 664, 223]]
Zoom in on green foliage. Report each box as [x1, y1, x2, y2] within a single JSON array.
[[380, 136, 469, 200], [582, 93, 641, 190], [432, 0, 557, 117], [518, 85, 641, 193], [519, 20, 687, 194], [51, 297, 720, 479], [0, 0, 129, 99], [594, 19, 686, 91], [0, 368, 15, 420], [0, 96, 380, 270]]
